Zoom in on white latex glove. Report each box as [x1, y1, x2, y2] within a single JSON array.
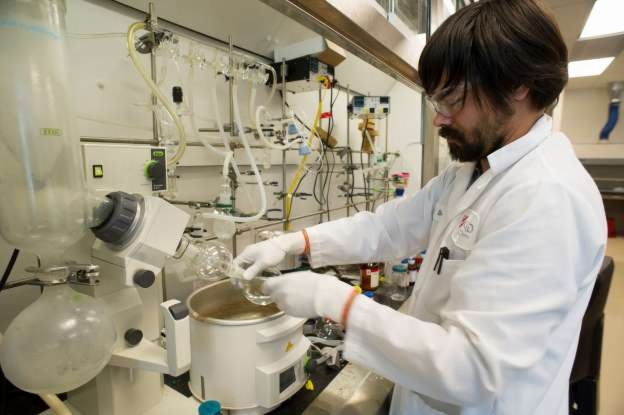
[[233, 232, 305, 280], [262, 271, 356, 322]]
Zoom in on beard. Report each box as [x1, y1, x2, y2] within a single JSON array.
[[439, 117, 508, 162]]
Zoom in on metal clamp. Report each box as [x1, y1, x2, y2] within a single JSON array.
[[4, 264, 100, 290]]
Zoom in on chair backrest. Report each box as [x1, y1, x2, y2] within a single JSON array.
[[570, 256, 614, 383]]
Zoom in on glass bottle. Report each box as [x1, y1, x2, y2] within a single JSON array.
[[360, 263, 379, 291]]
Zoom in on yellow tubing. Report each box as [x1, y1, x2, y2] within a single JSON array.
[[126, 22, 187, 167], [284, 97, 324, 230]]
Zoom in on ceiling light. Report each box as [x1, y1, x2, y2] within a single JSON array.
[[568, 57, 615, 78], [580, 0, 624, 39]]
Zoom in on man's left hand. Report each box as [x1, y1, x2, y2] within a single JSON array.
[[262, 271, 356, 322]]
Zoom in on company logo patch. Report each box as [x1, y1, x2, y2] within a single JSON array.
[[452, 209, 480, 250]]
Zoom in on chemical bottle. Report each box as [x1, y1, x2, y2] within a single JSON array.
[[408, 258, 418, 285], [360, 263, 379, 291]]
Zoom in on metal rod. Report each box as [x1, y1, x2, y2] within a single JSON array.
[[228, 36, 236, 137], [240, 200, 374, 234], [346, 84, 351, 218], [148, 2, 159, 144], [384, 116, 390, 203], [162, 198, 215, 208], [80, 136, 159, 146], [198, 126, 255, 134], [281, 59, 288, 230]]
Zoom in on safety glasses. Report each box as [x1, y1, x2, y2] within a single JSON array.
[[426, 84, 470, 117]]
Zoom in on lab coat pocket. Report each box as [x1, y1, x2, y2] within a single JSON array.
[[423, 259, 463, 316]]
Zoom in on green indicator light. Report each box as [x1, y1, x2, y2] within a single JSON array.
[[153, 150, 165, 157]]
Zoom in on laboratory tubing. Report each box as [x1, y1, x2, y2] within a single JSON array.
[[0, 0, 88, 259], [127, 21, 187, 167], [201, 82, 268, 223]]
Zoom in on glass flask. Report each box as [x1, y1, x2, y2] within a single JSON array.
[[0, 284, 117, 394], [0, 0, 88, 260], [184, 239, 233, 282], [235, 260, 281, 306]]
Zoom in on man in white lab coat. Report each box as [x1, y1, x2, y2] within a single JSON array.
[[235, 0, 607, 413]]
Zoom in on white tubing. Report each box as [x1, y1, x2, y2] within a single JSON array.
[[127, 22, 186, 167], [202, 82, 267, 223], [39, 394, 72, 415], [255, 105, 300, 150]]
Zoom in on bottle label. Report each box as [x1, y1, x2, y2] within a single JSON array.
[[409, 270, 417, 283], [370, 270, 379, 288]]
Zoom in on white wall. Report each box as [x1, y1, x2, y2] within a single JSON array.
[[561, 87, 624, 144], [0, 0, 424, 329]]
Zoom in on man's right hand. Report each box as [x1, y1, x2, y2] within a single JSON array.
[[233, 232, 306, 280]]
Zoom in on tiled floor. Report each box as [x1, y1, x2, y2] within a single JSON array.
[[600, 238, 624, 415]]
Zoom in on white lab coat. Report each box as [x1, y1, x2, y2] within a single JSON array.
[[305, 115, 606, 414]]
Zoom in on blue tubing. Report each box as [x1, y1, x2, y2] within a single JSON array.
[[600, 102, 620, 140]]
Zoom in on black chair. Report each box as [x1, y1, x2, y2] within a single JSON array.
[[569, 256, 614, 415]]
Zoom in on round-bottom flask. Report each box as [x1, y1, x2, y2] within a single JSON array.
[[0, 284, 117, 394]]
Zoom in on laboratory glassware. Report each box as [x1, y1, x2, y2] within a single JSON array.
[[0, 0, 88, 261], [0, 283, 117, 394]]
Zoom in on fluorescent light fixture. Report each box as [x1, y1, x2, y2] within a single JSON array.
[[580, 0, 624, 39], [568, 57, 615, 78]]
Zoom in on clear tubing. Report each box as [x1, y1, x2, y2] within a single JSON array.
[[126, 22, 187, 167], [0, 0, 88, 260], [202, 82, 267, 223], [209, 83, 255, 206], [255, 105, 301, 150], [186, 60, 231, 160]]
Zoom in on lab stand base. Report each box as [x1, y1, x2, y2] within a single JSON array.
[[39, 385, 198, 415]]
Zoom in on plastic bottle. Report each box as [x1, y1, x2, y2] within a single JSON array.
[[390, 264, 409, 301], [0, 0, 88, 261], [408, 258, 418, 285]]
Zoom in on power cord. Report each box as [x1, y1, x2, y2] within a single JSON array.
[[0, 249, 20, 293]]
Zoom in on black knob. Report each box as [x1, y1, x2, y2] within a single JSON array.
[[124, 328, 143, 347], [172, 86, 183, 104], [91, 192, 139, 244], [134, 270, 155, 288], [146, 159, 166, 181]]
